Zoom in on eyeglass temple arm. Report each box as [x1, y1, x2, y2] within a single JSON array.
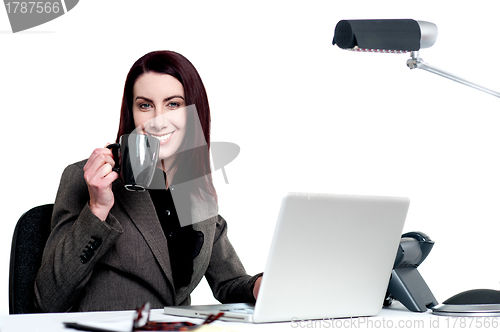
[[406, 51, 500, 99]]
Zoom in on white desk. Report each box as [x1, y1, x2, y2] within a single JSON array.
[[1, 303, 496, 331]]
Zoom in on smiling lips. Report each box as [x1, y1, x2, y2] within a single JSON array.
[[148, 131, 173, 144]]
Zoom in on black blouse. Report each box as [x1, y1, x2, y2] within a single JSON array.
[[148, 176, 204, 290]]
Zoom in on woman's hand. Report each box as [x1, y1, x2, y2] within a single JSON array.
[[83, 147, 119, 221], [253, 276, 262, 299]]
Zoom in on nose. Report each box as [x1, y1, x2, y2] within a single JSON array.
[[151, 110, 167, 130]]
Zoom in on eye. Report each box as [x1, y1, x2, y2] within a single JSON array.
[[139, 102, 153, 111], [166, 101, 182, 110]]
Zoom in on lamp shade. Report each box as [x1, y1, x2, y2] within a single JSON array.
[[333, 19, 437, 52]]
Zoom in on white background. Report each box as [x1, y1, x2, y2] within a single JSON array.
[[1, 0, 500, 316]]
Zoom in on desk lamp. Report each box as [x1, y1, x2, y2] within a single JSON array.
[[333, 19, 500, 316], [333, 19, 500, 99]]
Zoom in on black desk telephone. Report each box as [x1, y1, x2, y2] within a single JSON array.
[[385, 232, 500, 316], [384, 231, 438, 312]]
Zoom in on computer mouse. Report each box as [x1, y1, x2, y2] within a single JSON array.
[[443, 289, 500, 305], [432, 289, 500, 316]]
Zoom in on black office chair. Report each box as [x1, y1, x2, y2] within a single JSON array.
[[9, 204, 53, 314]]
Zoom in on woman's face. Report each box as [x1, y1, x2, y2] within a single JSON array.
[[132, 72, 187, 162]]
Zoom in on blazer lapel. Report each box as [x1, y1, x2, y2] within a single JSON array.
[[113, 177, 219, 305], [170, 188, 219, 304], [113, 182, 175, 292]]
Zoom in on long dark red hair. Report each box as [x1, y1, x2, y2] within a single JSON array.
[[116, 50, 215, 199]]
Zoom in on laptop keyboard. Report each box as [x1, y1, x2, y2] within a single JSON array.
[[222, 308, 255, 314]]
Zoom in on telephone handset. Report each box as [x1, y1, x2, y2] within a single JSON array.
[[384, 231, 438, 312]]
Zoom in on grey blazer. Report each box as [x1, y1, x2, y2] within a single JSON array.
[[34, 160, 260, 312]]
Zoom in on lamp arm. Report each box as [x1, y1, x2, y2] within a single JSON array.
[[407, 51, 500, 99]]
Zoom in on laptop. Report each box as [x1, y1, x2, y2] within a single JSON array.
[[164, 192, 409, 323]]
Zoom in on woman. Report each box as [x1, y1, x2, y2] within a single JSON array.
[[34, 51, 262, 312]]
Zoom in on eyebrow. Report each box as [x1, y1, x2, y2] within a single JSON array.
[[135, 95, 185, 103]]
